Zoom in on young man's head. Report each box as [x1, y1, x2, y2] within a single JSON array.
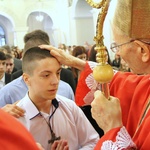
[[0, 51, 6, 79], [5, 53, 15, 74], [22, 47, 62, 102]]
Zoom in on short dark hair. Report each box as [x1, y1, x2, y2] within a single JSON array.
[[22, 47, 53, 75], [0, 51, 6, 60], [23, 30, 50, 54]]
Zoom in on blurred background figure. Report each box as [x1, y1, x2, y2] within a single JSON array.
[[88, 44, 112, 65], [67, 45, 73, 55], [58, 43, 70, 54], [71, 46, 87, 88], [88, 44, 97, 62], [112, 53, 121, 70], [5, 53, 17, 74], [1, 45, 22, 71], [0, 51, 11, 89]]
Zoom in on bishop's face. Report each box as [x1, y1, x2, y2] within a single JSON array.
[[112, 28, 150, 74]]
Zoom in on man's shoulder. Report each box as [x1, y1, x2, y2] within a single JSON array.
[[56, 95, 74, 104], [1, 76, 26, 91]]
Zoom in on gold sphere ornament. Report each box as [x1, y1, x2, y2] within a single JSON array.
[[93, 64, 114, 83]]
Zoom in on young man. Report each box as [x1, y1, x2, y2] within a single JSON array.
[[0, 30, 74, 117], [17, 47, 99, 150], [40, 0, 150, 149]]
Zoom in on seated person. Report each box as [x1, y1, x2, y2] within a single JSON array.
[[16, 47, 99, 150]]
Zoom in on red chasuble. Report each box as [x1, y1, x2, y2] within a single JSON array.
[[76, 61, 150, 149], [0, 109, 39, 150]]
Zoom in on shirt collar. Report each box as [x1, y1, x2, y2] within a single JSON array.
[[22, 94, 61, 120], [22, 93, 40, 120]]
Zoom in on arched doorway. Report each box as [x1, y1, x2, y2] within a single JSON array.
[[72, 0, 94, 46], [0, 14, 14, 47], [0, 26, 6, 46], [27, 11, 55, 46]]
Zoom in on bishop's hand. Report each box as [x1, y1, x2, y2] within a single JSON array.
[[91, 90, 123, 134]]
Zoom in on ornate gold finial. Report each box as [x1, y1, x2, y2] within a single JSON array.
[[86, 0, 113, 99]]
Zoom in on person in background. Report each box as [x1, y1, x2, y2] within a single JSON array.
[[112, 53, 121, 69], [0, 51, 11, 89], [71, 46, 87, 88], [88, 44, 97, 62], [40, 0, 150, 149], [17, 47, 99, 150], [88, 44, 112, 65], [1, 45, 22, 71], [5, 53, 17, 74]]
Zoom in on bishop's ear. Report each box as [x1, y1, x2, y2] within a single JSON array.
[[134, 40, 150, 62], [22, 73, 31, 86]]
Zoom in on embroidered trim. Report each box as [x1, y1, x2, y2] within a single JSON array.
[[101, 127, 137, 150], [88, 61, 97, 70], [83, 62, 100, 104], [83, 62, 117, 104], [84, 73, 100, 104]]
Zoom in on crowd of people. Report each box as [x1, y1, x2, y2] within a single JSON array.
[[0, 0, 150, 149]]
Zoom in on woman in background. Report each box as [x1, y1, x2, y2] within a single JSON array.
[[71, 46, 87, 88]]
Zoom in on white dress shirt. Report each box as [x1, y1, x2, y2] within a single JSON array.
[[0, 74, 5, 89], [17, 94, 99, 150]]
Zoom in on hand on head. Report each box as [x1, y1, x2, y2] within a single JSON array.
[[39, 45, 73, 66], [39, 45, 86, 71], [91, 90, 123, 134]]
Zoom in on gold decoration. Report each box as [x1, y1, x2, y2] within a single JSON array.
[[86, 0, 113, 99]]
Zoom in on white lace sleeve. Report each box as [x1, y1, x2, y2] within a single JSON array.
[[101, 126, 137, 150]]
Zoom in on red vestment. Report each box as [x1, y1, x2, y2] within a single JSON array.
[[76, 62, 150, 149], [0, 109, 39, 150]]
